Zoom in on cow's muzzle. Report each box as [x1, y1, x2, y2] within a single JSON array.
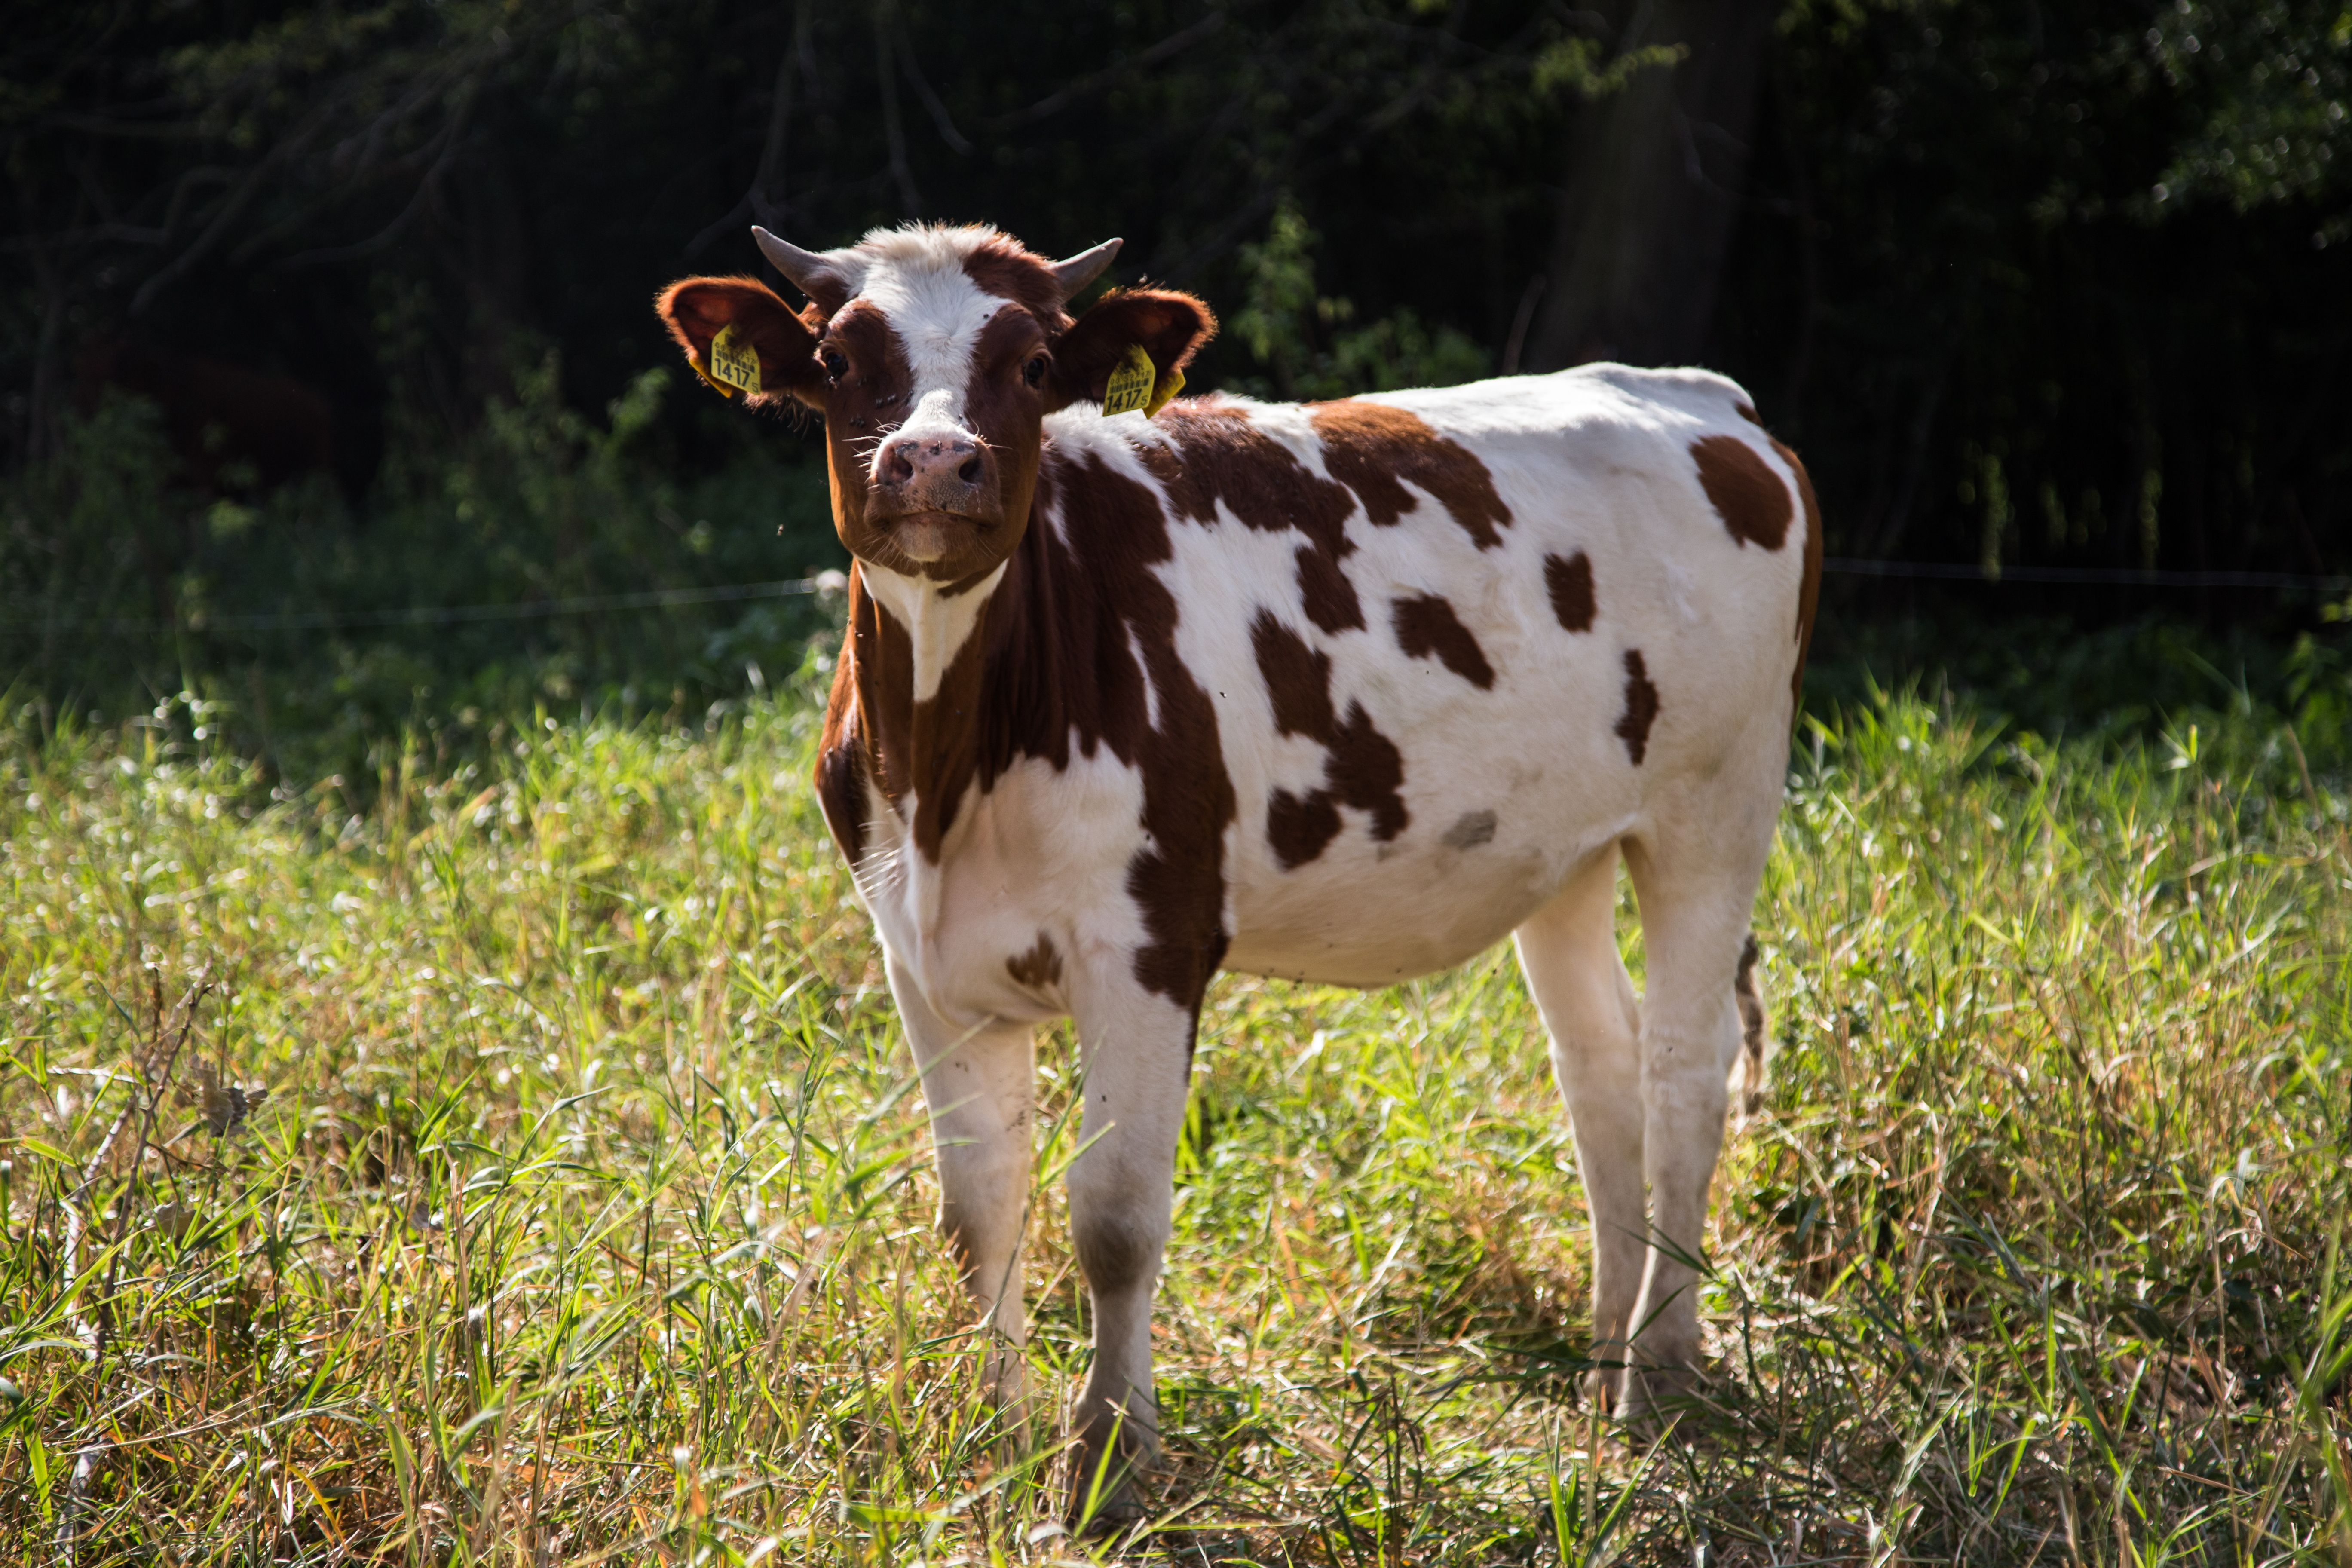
[[870, 432, 1000, 546]]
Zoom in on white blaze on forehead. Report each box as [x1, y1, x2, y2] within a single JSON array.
[[847, 226, 1016, 423]]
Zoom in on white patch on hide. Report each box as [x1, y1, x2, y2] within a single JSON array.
[[863, 560, 1004, 704]]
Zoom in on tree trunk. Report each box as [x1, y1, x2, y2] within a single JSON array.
[[1524, 0, 1779, 372]]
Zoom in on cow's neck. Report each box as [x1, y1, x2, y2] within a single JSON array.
[[848, 559, 1009, 859]]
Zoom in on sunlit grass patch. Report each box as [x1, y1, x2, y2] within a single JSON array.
[[2, 682, 2347, 1565]]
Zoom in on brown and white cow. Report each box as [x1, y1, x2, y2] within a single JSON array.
[[656, 223, 1822, 1507]]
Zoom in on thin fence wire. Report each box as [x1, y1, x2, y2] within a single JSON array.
[[0, 577, 830, 635], [0, 559, 2344, 639], [1822, 558, 2352, 591]]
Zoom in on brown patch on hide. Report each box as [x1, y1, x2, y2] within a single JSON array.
[[1691, 435, 1792, 551], [1311, 401, 1513, 549], [974, 453, 1236, 1008], [1544, 551, 1596, 633], [906, 620, 1001, 857], [1391, 593, 1495, 689], [833, 575, 998, 862], [813, 655, 870, 872], [1266, 791, 1345, 870], [937, 563, 1001, 598], [961, 239, 1075, 325], [1251, 612, 1409, 868], [1772, 437, 1825, 716], [1322, 710, 1409, 842], [1294, 544, 1362, 634], [847, 584, 917, 808], [1253, 609, 1338, 737], [1614, 649, 1660, 766], [1150, 403, 1365, 633], [1006, 932, 1063, 991]]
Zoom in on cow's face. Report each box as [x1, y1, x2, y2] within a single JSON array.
[[658, 226, 1214, 585]]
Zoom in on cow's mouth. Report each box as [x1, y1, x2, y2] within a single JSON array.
[[880, 509, 992, 564]]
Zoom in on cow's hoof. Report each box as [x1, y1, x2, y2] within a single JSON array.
[[1579, 1337, 1632, 1412], [1580, 1367, 1615, 1412], [1581, 1357, 1633, 1413], [1069, 1417, 1161, 1531], [1614, 1361, 1702, 1435], [1074, 1486, 1151, 1536]]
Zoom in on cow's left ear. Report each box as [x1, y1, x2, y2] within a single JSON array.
[[655, 276, 825, 409], [1048, 288, 1217, 413]]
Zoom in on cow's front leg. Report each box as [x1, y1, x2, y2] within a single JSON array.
[[1063, 957, 1202, 1519], [886, 951, 1036, 1419]]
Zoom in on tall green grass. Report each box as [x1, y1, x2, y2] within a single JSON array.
[[2, 679, 2346, 1565]]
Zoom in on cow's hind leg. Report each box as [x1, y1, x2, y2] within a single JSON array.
[[1062, 961, 1202, 1522], [1514, 847, 1647, 1408], [887, 953, 1037, 1421], [1615, 822, 1774, 1424]]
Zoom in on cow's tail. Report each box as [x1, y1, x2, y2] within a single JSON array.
[[1733, 933, 1770, 1116]]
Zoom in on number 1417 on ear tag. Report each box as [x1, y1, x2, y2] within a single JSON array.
[[1102, 344, 1157, 416], [708, 325, 761, 396]]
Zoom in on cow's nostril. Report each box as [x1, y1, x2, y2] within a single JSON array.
[[885, 450, 914, 482], [958, 455, 983, 484]]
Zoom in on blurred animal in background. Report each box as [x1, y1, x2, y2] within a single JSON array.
[[74, 337, 340, 498]]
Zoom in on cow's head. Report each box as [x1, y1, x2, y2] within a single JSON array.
[[656, 225, 1214, 584]]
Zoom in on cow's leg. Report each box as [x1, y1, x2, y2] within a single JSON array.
[[886, 952, 1036, 1418], [1614, 829, 1770, 1423], [1514, 847, 1647, 1408], [1061, 961, 1201, 1518]]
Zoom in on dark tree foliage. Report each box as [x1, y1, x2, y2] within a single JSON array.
[[3, 0, 2347, 624], [1724, 0, 2352, 589]]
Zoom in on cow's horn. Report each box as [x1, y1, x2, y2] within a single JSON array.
[[752, 227, 848, 301], [1049, 238, 1123, 301]]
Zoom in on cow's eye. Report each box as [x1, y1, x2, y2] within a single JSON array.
[[820, 349, 848, 381], [1022, 354, 1047, 387]]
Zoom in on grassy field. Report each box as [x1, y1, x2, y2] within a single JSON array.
[[2, 673, 2348, 1566]]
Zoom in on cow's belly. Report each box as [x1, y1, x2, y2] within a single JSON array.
[[1221, 855, 1556, 988], [1218, 711, 1636, 988]]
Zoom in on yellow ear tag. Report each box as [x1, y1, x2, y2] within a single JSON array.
[[689, 356, 736, 399], [1144, 365, 1183, 415], [705, 323, 763, 398], [1101, 343, 1158, 416]]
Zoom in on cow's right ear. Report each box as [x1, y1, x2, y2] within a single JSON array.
[[655, 276, 824, 409]]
